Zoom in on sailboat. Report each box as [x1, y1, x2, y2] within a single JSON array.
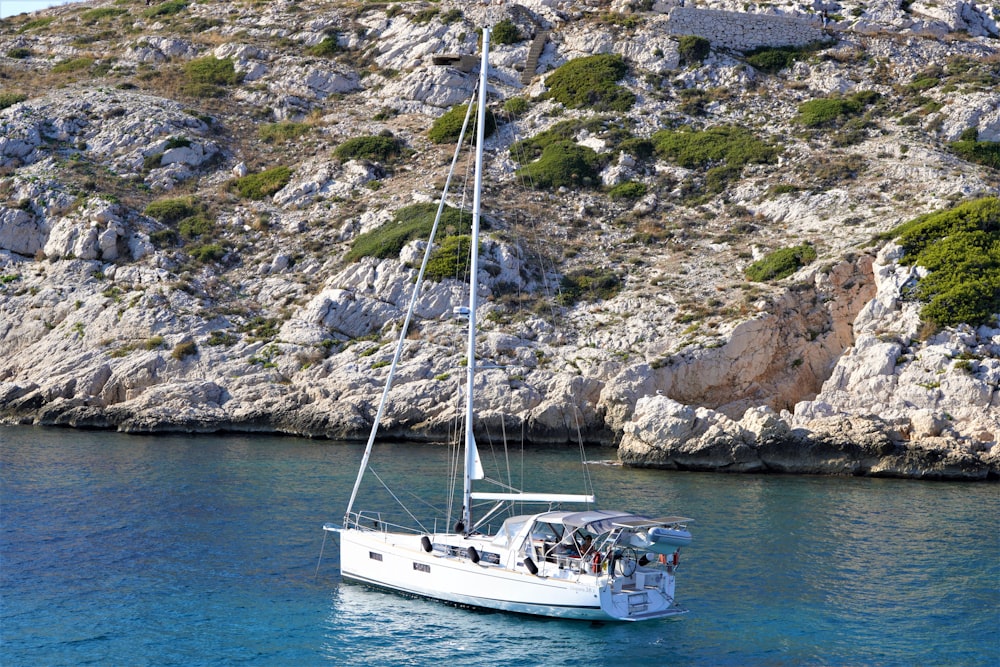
[[323, 24, 692, 622]]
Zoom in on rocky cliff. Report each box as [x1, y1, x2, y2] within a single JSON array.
[[0, 0, 997, 479]]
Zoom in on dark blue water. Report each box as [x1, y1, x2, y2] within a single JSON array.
[[2, 426, 998, 666]]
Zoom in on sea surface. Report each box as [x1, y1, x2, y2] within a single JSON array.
[[1, 425, 997, 666]]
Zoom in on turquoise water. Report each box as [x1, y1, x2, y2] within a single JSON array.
[[1, 426, 997, 666]]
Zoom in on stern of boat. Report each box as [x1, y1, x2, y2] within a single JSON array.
[[599, 563, 688, 621]]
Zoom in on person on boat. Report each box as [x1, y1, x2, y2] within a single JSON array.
[[578, 534, 593, 556]]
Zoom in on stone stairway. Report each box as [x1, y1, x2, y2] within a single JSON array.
[[520, 30, 548, 85]]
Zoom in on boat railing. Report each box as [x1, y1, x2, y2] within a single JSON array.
[[345, 510, 425, 535]]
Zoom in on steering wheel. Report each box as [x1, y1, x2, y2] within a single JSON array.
[[616, 547, 638, 577]]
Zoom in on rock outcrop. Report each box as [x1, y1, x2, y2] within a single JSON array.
[[0, 0, 997, 480]]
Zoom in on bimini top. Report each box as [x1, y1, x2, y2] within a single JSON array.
[[546, 510, 639, 534]]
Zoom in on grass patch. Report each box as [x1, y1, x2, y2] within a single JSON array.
[[542, 54, 635, 112], [144, 0, 188, 18], [0, 92, 27, 111], [52, 58, 94, 73], [231, 166, 292, 200], [881, 197, 999, 327], [744, 244, 817, 282], [171, 340, 198, 360], [184, 56, 240, 86], [428, 104, 496, 144], [81, 7, 126, 22], [346, 202, 471, 262], [259, 122, 311, 144]]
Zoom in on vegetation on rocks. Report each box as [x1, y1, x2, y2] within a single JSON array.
[[428, 104, 496, 144], [652, 125, 780, 169], [334, 134, 403, 163], [887, 197, 1000, 327], [542, 54, 635, 112], [796, 90, 880, 128], [231, 166, 292, 200], [744, 244, 818, 282], [346, 203, 470, 262], [677, 35, 711, 64], [491, 19, 522, 45], [425, 235, 472, 281], [559, 268, 622, 306], [515, 141, 600, 189], [949, 139, 1000, 170], [0, 0, 998, 475], [744, 41, 830, 74]]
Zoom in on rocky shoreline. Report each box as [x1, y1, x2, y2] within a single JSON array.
[[1, 0, 998, 480]]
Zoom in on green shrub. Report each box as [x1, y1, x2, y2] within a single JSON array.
[[948, 140, 1000, 169], [491, 19, 522, 45], [346, 203, 470, 262], [558, 268, 622, 306], [428, 104, 496, 144], [81, 7, 126, 22], [259, 122, 310, 144], [6, 47, 32, 59], [144, 335, 165, 350], [744, 244, 817, 281], [149, 229, 179, 248], [883, 197, 1000, 327], [515, 141, 600, 189], [704, 164, 741, 194], [144, 197, 197, 223], [510, 119, 587, 163], [52, 58, 94, 73], [232, 166, 292, 199], [607, 180, 647, 200], [746, 48, 796, 73], [412, 8, 439, 24], [144, 0, 188, 18], [18, 17, 55, 32], [307, 36, 341, 57], [189, 243, 226, 263], [0, 92, 27, 110], [677, 35, 710, 64], [171, 340, 198, 360], [652, 125, 780, 169], [796, 91, 879, 128], [425, 235, 472, 281], [206, 330, 238, 346], [183, 57, 240, 86], [503, 96, 530, 116], [178, 214, 213, 239], [744, 41, 832, 74], [617, 137, 655, 161], [440, 9, 463, 24], [334, 134, 402, 162], [543, 54, 635, 112]]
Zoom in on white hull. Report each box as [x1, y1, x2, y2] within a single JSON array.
[[331, 525, 687, 622]]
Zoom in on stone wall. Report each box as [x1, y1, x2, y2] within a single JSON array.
[[660, 6, 828, 51]]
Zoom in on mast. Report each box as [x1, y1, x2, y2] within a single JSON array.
[[461, 26, 491, 534]]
